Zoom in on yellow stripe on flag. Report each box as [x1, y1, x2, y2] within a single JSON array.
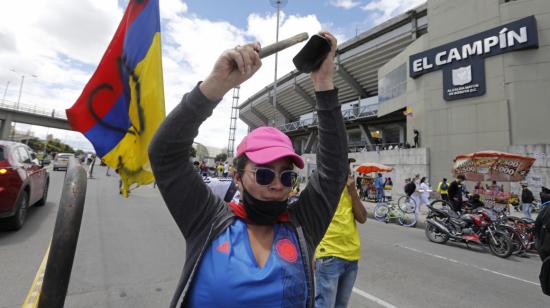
[[103, 32, 165, 196]]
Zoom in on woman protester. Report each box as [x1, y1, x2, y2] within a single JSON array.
[[149, 32, 348, 307]]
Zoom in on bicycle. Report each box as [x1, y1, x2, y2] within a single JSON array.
[[374, 198, 417, 227], [397, 195, 417, 213]]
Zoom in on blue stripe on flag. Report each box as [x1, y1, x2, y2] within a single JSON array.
[[123, 0, 160, 69], [84, 95, 131, 157]]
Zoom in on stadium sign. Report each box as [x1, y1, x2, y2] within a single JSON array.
[[409, 15, 538, 101]]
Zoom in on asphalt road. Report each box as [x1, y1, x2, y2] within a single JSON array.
[[1, 166, 549, 307]]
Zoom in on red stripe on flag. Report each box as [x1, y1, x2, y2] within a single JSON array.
[[66, 0, 150, 133], [126, 0, 150, 25]]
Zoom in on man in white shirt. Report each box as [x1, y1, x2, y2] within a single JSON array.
[[223, 161, 229, 177]]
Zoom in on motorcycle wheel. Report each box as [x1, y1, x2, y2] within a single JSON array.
[[508, 232, 526, 255], [488, 232, 513, 258], [425, 223, 449, 244]]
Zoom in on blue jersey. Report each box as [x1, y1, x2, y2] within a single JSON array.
[[188, 218, 307, 307]]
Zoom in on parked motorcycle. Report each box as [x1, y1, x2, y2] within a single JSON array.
[[425, 200, 513, 258], [497, 213, 536, 255]]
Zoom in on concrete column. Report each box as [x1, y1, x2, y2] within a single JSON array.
[[409, 11, 417, 40], [304, 130, 318, 154], [0, 116, 13, 140], [359, 123, 374, 149], [399, 124, 405, 144]]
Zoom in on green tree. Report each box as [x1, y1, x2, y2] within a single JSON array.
[[25, 138, 45, 152], [215, 152, 228, 162]]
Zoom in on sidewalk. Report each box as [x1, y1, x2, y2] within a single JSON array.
[[361, 199, 538, 229]]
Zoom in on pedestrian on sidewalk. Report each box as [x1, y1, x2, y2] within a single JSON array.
[[104, 159, 112, 176], [418, 177, 431, 215], [404, 178, 416, 198], [315, 159, 367, 308], [409, 175, 422, 212], [521, 182, 535, 219], [448, 175, 466, 213], [437, 178, 449, 201], [541, 186, 550, 207], [374, 173, 384, 202], [223, 161, 229, 177], [384, 177, 393, 201]]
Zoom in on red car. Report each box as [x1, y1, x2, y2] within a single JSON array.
[[0, 141, 50, 230]]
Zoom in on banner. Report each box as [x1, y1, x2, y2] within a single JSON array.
[[453, 151, 535, 182]]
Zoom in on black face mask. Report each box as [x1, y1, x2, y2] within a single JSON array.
[[241, 184, 288, 225]]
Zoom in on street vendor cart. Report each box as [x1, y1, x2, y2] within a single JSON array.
[[453, 151, 536, 210], [355, 163, 393, 201]]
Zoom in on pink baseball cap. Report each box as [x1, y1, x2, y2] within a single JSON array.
[[236, 127, 304, 169]]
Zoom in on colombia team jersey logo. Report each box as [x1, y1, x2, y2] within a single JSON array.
[[216, 241, 230, 254], [276, 238, 298, 263]]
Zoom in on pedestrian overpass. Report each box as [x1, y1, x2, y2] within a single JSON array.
[[0, 99, 70, 139]]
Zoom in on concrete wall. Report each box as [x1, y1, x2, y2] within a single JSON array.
[[508, 144, 550, 199], [297, 148, 430, 198], [378, 0, 550, 186], [500, 0, 550, 145]]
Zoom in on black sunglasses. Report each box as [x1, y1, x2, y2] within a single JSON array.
[[245, 167, 298, 188]]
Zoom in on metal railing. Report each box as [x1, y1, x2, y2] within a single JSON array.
[[278, 104, 378, 132], [38, 157, 87, 307], [0, 98, 67, 120], [348, 142, 409, 152]]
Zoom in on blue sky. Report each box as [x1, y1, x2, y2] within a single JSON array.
[[1, 0, 425, 151], [184, 0, 375, 38]]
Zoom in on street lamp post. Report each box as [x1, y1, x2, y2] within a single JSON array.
[[9, 69, 38, 110], [16, 75, 25, 110], [2, 81, 9, 103], [270, 0, 288, 126]]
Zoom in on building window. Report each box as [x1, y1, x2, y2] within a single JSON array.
[[379, 63, 407, 103]]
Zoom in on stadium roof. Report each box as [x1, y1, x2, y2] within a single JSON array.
[[239, 3, 427, 131]]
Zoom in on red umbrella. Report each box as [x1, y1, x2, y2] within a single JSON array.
[[452, 151, 535, 182], [355, 163, 393, 174]]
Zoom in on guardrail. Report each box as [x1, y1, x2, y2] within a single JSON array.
[[0, 99, 67, 120], [37, 157, 87, 307], [277, 104, 378, 133]]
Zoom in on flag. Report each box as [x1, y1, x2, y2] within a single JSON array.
[[66, 0, 165, 197], [403, 106, 413, 117]]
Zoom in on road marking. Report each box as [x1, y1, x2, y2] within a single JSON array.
[[352, 287, 399, 308], [396, 244, 540, 286], [22, 243, 50, 307]]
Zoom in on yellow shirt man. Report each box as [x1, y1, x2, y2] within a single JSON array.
[[316, 186, 361, 260], [315, 176, 367, 308]]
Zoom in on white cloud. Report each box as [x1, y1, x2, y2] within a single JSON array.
[[0, 0, 325, 151], [329, 0, 361, 9], [160, 8, 323, 149], [362, 0, 426, 24], [0, 0, 121, 151]]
